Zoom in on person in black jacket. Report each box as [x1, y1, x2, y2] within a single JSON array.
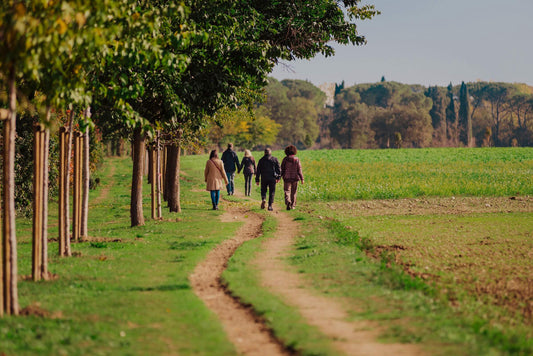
[[255, 147, 281, 211], [221, 143, 241, 195]]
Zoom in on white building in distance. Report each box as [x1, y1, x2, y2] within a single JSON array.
[[318, 82, 335, 107]]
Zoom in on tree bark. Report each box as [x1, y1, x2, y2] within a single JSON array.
[[41, 109, 50, 279], [156, 132, 162, 219], [147, 146, 153, 185], [73, 132, 81, 242], [149, 131, 163, 220], [175, 140, 181, 213], [167, 138, 182, 213], [2, 71, 19, 315], [164, 145, 175, 204], [150, 147, 157, 219], [81, 121, 90, 239], [166, 144, 179, 212], [130, 127, 145, 227], [59, 111, 74, 257], [32, 124, 44, 281], [161, 144, 166, 200], [58, 127, 67, 256]]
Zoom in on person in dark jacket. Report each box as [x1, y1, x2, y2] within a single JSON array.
[[255, 147, 281, 211], [281, 144, 304, 210], [239, 149, 256, 196], [221, 143, 241, 195]]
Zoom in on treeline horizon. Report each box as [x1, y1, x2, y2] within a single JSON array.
[[247, 77, 533, 150]]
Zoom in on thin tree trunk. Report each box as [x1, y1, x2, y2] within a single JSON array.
[[156, 132, 162, 219], [81, 117, 90, 239], [144, 149, 149, 176], [32, 119, 50, 280], [166, 144, 178, 212], [164, 145, 174, 203], [2, 71, 19, 315], [73, 131, 81, 242], [58, 127, 67, 255], [59, 110, 74, 257], [32, 124, 44, 281], [66, 112, 74, 251], [41, 109, 50, 279], [150, 147, 157, 219], [175, 141, 181, 213], [161, 143, 166, 200], [147, 146, 153, 185], [167, 134, 182, 213], [130, 127, 145, 227]]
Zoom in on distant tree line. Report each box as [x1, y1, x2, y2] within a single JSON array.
[[259, 78, 533, 149]]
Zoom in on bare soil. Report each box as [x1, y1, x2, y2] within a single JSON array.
[[315, 195, 532, 217]]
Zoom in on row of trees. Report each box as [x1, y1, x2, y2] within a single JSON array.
[[253, 79, 533, 149], [0, 1, 379, 315]]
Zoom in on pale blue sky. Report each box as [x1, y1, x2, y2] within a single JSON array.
[[270, 0, 533, 87]]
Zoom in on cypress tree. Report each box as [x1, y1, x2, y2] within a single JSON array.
[[334, 80, 345, 96], [425, 86, 447, 145], [445, 82, 457, 143], [458, 81, 472, 146]]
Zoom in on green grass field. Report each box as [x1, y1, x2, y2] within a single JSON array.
[[295, 147, 533, 200], [1, 147, 531, 355]]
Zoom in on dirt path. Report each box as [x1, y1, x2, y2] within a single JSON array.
[[92, 162, 116, 206], [190, 186, 424, 355], [255, 208, 425, 355], [189, 205, 289, 356]]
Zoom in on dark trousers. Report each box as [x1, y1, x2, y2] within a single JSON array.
[[226, 171, 235, 194], [260, 179, 277, 206], [244, 174, 253, 196]]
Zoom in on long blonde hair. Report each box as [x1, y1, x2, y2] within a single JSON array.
[[244, 149, 253, 158]]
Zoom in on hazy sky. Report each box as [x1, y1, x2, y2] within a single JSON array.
[[270, 0, 533, 88]]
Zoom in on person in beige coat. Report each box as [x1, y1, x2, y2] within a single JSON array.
[[205, 150, 229, 210]]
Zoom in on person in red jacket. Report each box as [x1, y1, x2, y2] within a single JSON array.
[[280, 145, 304, 210]]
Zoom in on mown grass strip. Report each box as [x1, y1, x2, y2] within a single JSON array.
[[222, 213, 339, 356]]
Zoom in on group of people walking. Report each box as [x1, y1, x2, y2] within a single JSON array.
[[204, 143, 304, 211]]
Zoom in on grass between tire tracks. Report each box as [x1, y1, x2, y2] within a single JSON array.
[[222, 213, 339, 356]]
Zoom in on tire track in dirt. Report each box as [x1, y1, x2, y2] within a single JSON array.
[[189, 206, 289, 356], [256, 209, 426, 356]]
